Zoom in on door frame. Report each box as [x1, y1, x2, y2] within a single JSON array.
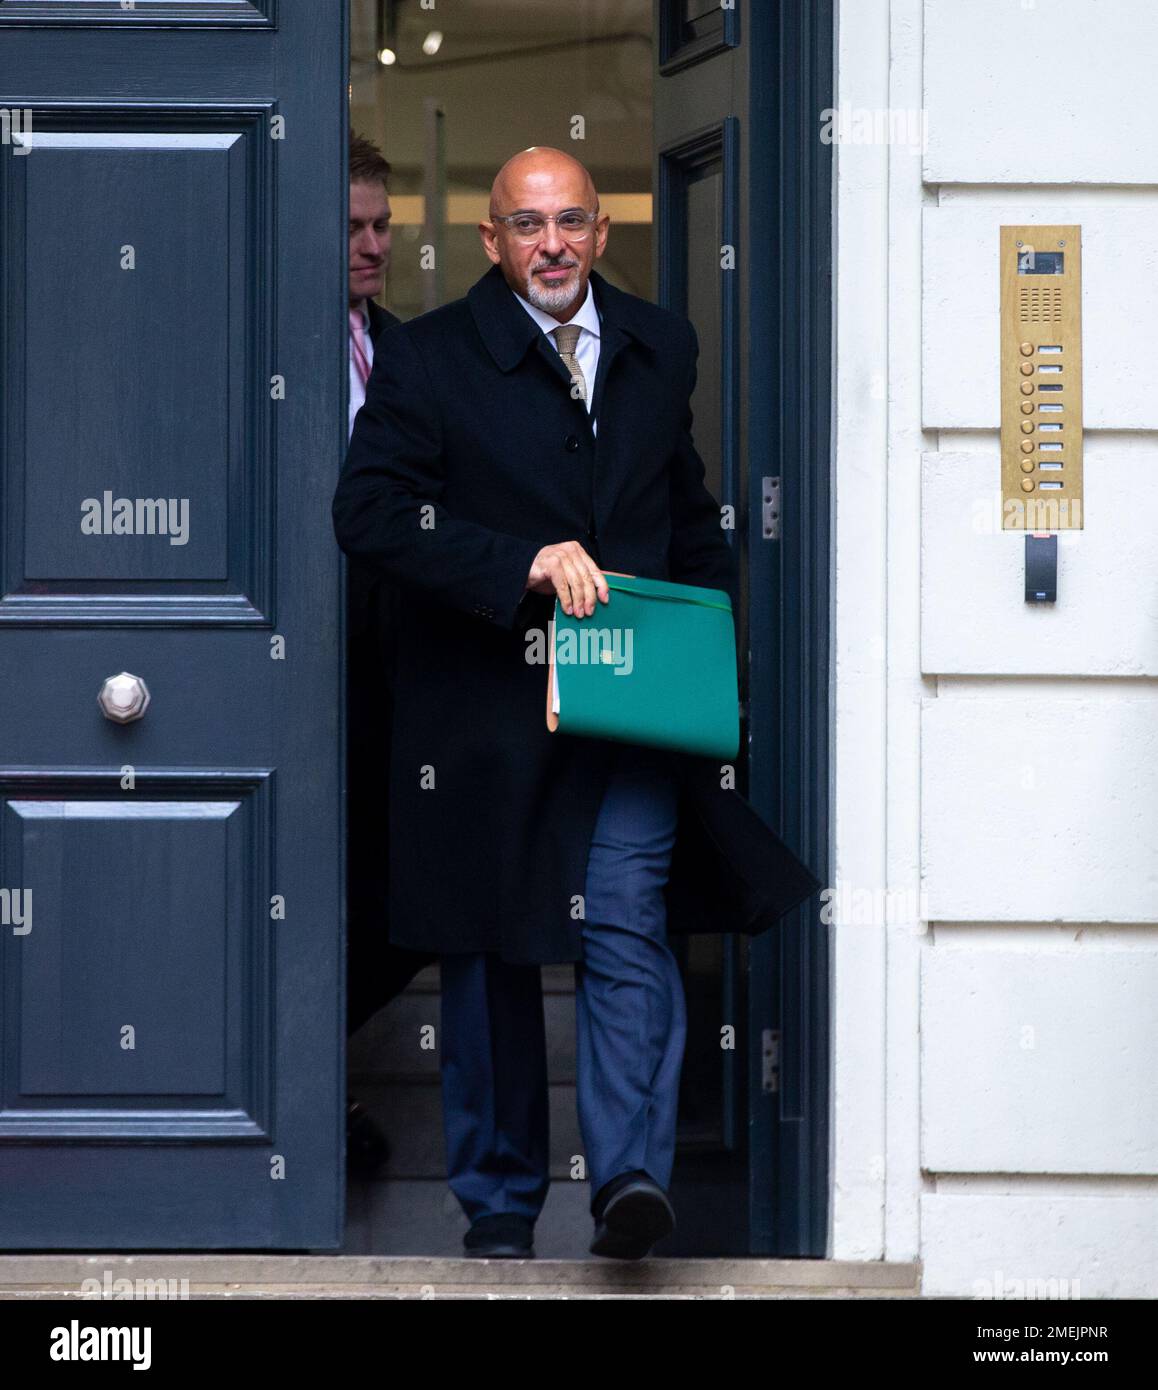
[[341, 0, 836, 1260]]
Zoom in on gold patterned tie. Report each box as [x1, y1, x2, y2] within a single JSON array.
[[551, 323, 587, 403]]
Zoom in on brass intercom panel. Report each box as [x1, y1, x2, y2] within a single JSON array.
[[1000, 225, 1083, 529]]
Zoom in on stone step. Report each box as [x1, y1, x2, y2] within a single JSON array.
[[0, 1253, 922, 1300]]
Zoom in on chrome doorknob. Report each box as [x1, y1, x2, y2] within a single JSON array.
[[98, 672, 151, 724]]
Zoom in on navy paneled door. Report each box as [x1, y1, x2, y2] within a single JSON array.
[[653, 0, 833, 1256], [0, 0, 347, 1247]]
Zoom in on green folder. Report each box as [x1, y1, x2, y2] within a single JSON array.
[[545, 572, 740, 759]]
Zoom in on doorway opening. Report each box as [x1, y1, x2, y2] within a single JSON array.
[[342, 0, 832, 1259]]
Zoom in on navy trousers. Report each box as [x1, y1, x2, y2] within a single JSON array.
[[438, 742, 686, 1223]]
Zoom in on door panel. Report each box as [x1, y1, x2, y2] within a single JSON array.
[[0, 2, 274, 25], [654, 0, 832, 1256], [0, 0, 346, 1247], [3, 115, 272, 620], [3, 775, 269, 1131], [655, 1, 748, 1258]]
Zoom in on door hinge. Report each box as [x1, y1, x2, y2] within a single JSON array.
[[762, 1028, 780, 1094], [762, 477, 781, 540]]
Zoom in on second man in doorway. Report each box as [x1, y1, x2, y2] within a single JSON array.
[[344, 131, 437, 1178]]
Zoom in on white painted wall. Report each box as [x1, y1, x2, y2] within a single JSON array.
[[833, 0, 1158, 1295]]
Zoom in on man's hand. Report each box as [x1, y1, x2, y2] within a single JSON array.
[[526, 540, 609, 618]]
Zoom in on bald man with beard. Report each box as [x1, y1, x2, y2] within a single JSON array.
[[333, 147, 818, 1260]]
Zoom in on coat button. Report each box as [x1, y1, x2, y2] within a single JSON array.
[[564, 435, 579, 452]]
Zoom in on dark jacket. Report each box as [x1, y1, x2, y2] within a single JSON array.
[[334, 263, 819, 965]]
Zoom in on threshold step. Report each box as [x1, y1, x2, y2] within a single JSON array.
[[0, 1254, 922, 1300]]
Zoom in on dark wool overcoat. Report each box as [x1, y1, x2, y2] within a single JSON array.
[[333, 263, 819, 966]]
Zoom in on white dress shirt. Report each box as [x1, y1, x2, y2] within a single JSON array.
[[512, 279, 602, 437], [348, 300, 375, 441]]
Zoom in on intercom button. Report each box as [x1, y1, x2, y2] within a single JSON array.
[[1019, 342, 1035, 356]]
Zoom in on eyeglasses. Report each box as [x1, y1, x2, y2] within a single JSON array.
[[490, 209, 600, 243]]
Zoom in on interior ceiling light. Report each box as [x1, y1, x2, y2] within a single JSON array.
[[422, 31, 443, 56]]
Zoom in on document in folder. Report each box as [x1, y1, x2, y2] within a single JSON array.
[[545, 572, 739, 759]]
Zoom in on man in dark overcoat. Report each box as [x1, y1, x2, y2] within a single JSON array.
[[333, 147, 819, 1260], [344, 133, 437, 1176]]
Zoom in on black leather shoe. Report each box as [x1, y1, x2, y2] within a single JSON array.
[[346, 1097, 390, 1178], [590, 1172, 675, 1260], [463, 1213, 535, 1259]]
